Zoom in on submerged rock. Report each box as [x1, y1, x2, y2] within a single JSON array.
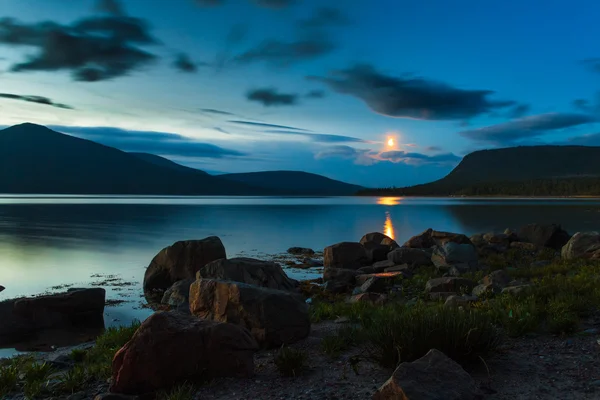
[[198, 257, 298, 292], [110, 311, 257, 395], [372, 349, 477, 400], [189, 279, 310, 347], [323, 242, 369, 270], [561, 232, 600, 260], [287, 247, 315, 256], [143, 237, 226, 295]]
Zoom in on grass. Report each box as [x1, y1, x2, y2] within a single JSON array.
[[320, 325, 362, 358], [158, 382, 196, 400], [274, 346, 307, 377], [57, 366, 89, 394], [0, 364, 18, 397]]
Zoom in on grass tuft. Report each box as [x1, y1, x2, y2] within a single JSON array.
[[0, 364, 18, 397], [158, 382, 196, 400], [320, 325, 361, 358], [274, 346, 307, 377]]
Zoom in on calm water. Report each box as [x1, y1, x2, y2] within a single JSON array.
[[1, 196, 600, 354]]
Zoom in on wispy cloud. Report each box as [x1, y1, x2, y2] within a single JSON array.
[[246, 88, 298, 106], [0, 93, 74, 109]]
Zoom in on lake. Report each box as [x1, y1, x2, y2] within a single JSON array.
[[1, 196, 600, 355]]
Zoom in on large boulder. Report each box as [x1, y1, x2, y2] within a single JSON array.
[[360, 233, 399, 263], [387, 247, 432, 267], [403, 229, 472, 249], [425, 277, 475, 294], [323, 242, 368, 270], [561, 232, 600, 260], [0, 288, 105, 348], [518, 223, 570, 250], [110, 312, 257, 395], [372, 349, 477, 400], [431, 242, 478, 272], [143, 237, 226, 294], [161, 279, 194, 312], [198, 257, 298, 292], [189, 279, 310, 347], [323, 268, 358, 293]]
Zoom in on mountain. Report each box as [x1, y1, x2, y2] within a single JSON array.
[[359, 145, 600, 196], [220, 171, 364, 196], [0, 123, 270, 195], [0, 123, 363, 196]]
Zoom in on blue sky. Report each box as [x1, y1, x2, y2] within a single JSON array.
[[1, 0, 600, 187]]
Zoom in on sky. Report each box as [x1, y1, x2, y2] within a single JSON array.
[[1, 0, 600, 187]]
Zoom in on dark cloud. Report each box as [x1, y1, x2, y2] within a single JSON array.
[[49, 125, 245, 158], [95, 0, 124, 15], [459, 112, 598, 145], [315, 145, 460, 166], [246, 88, 298, 106], [213, 127, 230, 134], [227, 120, 311, 131], [263, 130, 366, 143], [235, 37, 336, 67], [309, 64, 515, 120], [0, 10, 157, 82], [0, 93, 74, 109], [565, 132, 600, 146], [573, 99, 591, 112], [425, 145, 442, 152], [582, 58, 600, 74], [173, 53, 201, 73], [306, 89, 325, 98], [298, 7, 349, 29], [253, 0, 295, 8], [201, 108, 236, 116], [507, 104, 531, 119]]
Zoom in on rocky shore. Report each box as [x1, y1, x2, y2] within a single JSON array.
[[1, 223, 600, 399]]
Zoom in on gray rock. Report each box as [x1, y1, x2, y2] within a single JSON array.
[[348, 292, 387, 304], [518, 223, 570, 250], [431, 242, 478, 271], [323, 242, 369, 270], [501, 285, 532, 297], [160, 279, 194, 312], [356, 272, 404, 286], [360, 232, 399, 263], [372, 349, 477, 400], [472, 283, 499, 297], [287, 247, 315, 256], [425, 277, 475, 294], [384, 264, 409, 273], [322, 268, 358, 293], [561, 232, 600, 260], [403, 228, 472, 248], [444, 295, 477, 308], [387, 247, 432, 267], [372, 259, 396, 272], [198, 257, 298, 292], [481, 270, 511, 289], [510, 241, 537, 251]]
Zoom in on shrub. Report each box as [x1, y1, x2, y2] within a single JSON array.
[[0, 364, 18, 397], [69, 348, 88, 363], [57, 365, 89, 394], [547, 298, 579, 334], [362, 303, 502, 368], [85, 320, 140, 379], [274, 346, 307, 377]]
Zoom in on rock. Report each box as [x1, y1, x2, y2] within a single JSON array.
[[198, 257, 298, 292], [481, 270, 511, 289], [387, 247, 432, 267], [403, 228, 472, 249], [431, 242, 478, 271], [359, 275, 396, 294], [348, 293, 387, 304], [372, 259, 396, 272], [360, 232, 399, 263], [510, 241, 537, 251], [357, 266, 377, 274], [447, 264, 471, 276], [323, 268, 358, 293], [143, 237, 226, 294], [189, 279, 310, 347], [530, 260, 552, 268], [483, 232, 510, 245], [323, 242, 369, 270], [472, 283, 499, 297], [161, 279, 194, 312], [469, 233, 486, 246], [425, 277, 475, 294], [110, 311, 257, 394], [372, 349, 477, 400], [429, 292, 457, 301], [501, 285, 532, 297], [95, 394, 138, 400], [0, 288, 106, 348], [518, 223, 570, 250], [561, 232, 600, 259], [356, 272, 404, 286], [444, 295, 477, 308], [287, 247, 315, 256], [384, 264, 409, 273]]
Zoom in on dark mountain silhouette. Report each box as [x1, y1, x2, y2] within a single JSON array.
[[0, 123, 362, 195], [360, 146, 600, 196], [220, 171, 364, 195]]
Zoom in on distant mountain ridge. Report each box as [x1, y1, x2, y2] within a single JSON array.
[[360, 145, 600, 196], [0, 123, 362, 195]]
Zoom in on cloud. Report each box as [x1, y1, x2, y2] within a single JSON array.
[[459, 112, 598, 144], [564, 132, 600, 146], [583, 58, 600, 74], [201, 108, 236, 116], [213, 127, 230, 134], [235, 37, 336, 67], [315, 145, 459, 166], [95, 0, 124, 15], [49, 125, 245, 158], [246, 88, 298, 106], [425, 145, 442, 152], [573, 99, 591, 112], [253, 0, 295, 8], [0, 9, 157, 82], [263, 130, 367, 143], [0, 93, 74, 109], [173, 53, 201, 73], [507, 104, 531, 119], [228, 120, 311, 131], [306, 90, 325, 98], [298, 7, 349, 29], [308, 64, 515, 120]]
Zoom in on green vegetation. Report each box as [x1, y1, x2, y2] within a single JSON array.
[[0, 321, 141, 398], [320, 326, 362, 358], [274, 346, 308, 377], [158, 382, 196, 400]]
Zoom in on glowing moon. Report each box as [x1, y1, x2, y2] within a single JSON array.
[[387, 138, 395, 147]]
